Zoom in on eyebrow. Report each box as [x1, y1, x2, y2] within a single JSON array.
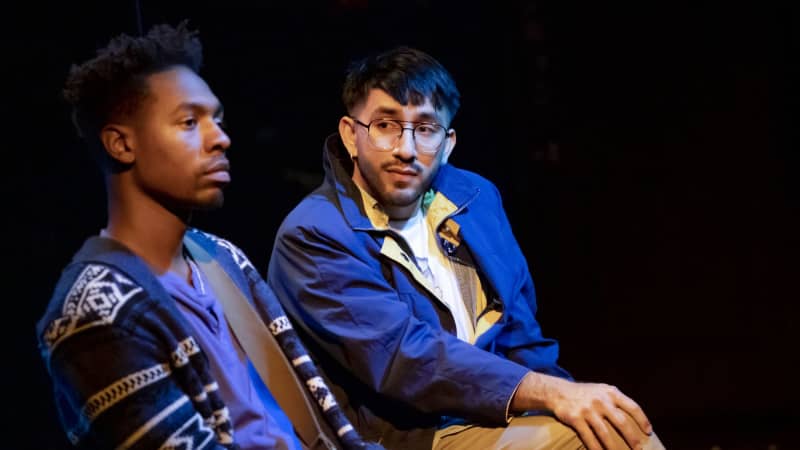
[[370, 106, 401, 118], [371, 107, 441, 124], [172, 101, 224, 117]]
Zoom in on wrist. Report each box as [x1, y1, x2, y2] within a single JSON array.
[[511, 371, 571, 413]]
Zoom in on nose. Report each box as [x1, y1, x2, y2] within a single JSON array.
[[208, 121, 231, 152], [393, 127, 417, 160]]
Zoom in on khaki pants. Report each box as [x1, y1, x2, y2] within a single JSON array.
[[432, 415, 665, 450]]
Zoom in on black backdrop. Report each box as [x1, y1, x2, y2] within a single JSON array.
[[7, 1, 798, 449]]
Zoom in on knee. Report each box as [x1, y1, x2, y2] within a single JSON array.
[[540, 420, 583, 450], [501, 415, 584, 450]]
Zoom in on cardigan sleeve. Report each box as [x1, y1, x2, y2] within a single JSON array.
[[38, 263, 233, 450]]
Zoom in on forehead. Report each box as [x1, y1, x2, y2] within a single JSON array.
[[141, 66, 219, 114], [357, 88, 448, 123]]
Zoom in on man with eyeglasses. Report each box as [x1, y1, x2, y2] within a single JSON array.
[[268, 46, 664, 450]]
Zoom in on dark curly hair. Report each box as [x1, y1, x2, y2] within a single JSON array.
[[342, 46, 461, 123], [63, 21, 203, 167]]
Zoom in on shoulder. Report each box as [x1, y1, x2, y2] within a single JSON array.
[[38, 262, 149, 355], [454, 164, 500, 187], [438, 164, 503, 202], [186, 228, 255, 273], [276, 187, 349, 237]]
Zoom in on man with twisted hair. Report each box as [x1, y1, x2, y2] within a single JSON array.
[[37, 22, 378, 450]]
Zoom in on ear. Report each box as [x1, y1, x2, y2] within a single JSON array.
[[440, 128, 456, 164], [338, 116, 359, 160], [100, 124, 136, 165]]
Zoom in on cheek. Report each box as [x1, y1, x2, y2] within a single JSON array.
[[359, 155, 384, 178], [419, 158, 441, 179], [156, 133, 200, 164], [140, 138, 199, 182]]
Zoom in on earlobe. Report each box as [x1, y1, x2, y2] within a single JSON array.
[[338, 116, 358, 160], [100, 125, 135, 165]]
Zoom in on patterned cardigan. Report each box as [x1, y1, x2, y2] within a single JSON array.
[[36, 229, 377, 450]]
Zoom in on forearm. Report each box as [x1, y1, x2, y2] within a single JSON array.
[[47, 331, 230, 449], [270, 229, 531, 423], [321, 303, 530, 422]]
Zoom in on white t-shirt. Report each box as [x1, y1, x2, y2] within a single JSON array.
[[389, 208, 475, 342]]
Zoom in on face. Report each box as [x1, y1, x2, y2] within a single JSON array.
[[339, 88, 456, 220], [115, 65, 231, 212]]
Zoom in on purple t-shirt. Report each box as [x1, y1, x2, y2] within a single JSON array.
[[158, 258, 298, 450]]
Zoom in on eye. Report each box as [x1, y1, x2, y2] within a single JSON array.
[[416, 124, 439, 135], [180, 117, 198, 129], [372, 119, 400, 131]]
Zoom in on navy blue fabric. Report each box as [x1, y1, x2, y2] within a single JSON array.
[[37, 236, 236, 449], [37, 230, 381, 450]]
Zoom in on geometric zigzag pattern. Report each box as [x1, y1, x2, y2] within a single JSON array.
[[171, 337, 201, 368], [158, 413, 215, 450], [268, 316, 293, 336], [83, 363, 171, 421], [306, 376, 338, 412], [42, 264, 143, 352]]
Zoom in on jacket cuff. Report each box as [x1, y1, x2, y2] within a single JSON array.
[[504, 371, 529, 422]]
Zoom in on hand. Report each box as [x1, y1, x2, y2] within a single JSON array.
[[512, 373, 653, 450]]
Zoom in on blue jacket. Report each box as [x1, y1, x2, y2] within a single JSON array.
[[268, 134, 571, 449]]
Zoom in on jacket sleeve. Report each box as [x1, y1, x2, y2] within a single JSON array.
[[481, 182, 573, 381], [268, 223, 531, 426], [38, 266, 231, 450]]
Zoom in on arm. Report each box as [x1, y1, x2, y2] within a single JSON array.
[[45, 330, 231, 449], [473, 180, 572, 379], [267, 224, 530, 425], [39, 266, 231, 449], [483, 186, 654, 449]]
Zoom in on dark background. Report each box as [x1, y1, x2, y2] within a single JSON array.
[[7, 1, 798, 449]]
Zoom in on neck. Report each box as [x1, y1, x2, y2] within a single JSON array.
[[104, 177, 190, 277]]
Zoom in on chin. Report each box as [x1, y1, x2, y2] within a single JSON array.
[[387, 191, 421, 208], [194, 193, 225, 211]]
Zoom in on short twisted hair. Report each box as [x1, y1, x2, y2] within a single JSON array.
[[63, 21, 203, 166]]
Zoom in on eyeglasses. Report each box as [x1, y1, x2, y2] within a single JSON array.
[[351, 117, 450, 155]]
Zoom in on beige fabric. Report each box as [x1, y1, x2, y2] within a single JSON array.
[[432, 415, 665, 450], [359, 186, 502, 342]]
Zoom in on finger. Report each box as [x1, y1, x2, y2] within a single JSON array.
[[587, 412, 628, 450], [604, 407, 643, 450], [612, 390, 653, 435], [573, 420, 603, 450]]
